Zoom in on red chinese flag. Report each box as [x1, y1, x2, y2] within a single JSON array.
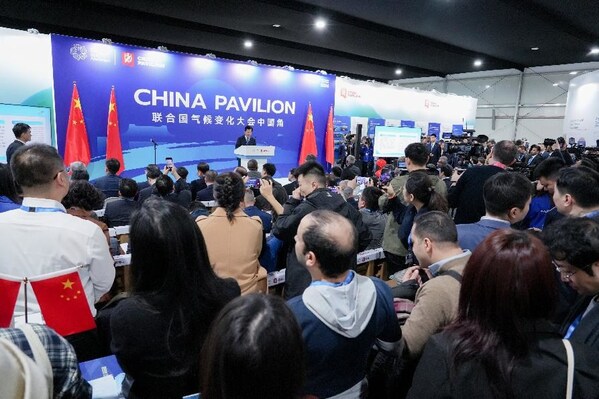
[[298, 103, 318, 164], [325, 105, 335, 166], [106, 87, 125, 174], [29, 269, 96, 337], [0, 274, 22, 328], [64, 83, 91, 166]]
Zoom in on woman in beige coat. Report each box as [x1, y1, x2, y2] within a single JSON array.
[[196, 172, 267, 294]]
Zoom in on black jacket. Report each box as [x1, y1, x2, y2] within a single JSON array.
[[6, 140, 24, 164], [92, 174, 122, 198], [272, 188, 372, 299], [560, 295, 599, 350], [105, 198, 139, 227], [235, 135, 256, 148]]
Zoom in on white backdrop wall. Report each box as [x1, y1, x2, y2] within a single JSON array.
[[391, 62, 599, 145]]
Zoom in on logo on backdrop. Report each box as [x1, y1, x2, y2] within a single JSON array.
[[121, 52, 135, 67], [70, 44, 88, 61]]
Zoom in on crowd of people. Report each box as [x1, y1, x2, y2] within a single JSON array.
[[1, 122, 599, 399]]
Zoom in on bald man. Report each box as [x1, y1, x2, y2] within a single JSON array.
[[288, 210, 400, 399]]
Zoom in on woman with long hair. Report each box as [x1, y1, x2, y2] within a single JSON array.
[[109, 199, 240, 399], [201, 294, 305, 399], [408, 229, 599, 398], [196, 172, 267, 293], [0, 163, 21, 212]]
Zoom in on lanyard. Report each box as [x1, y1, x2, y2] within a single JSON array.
[[311, 271, 354, 287], [20, 206, 65, 213], [564, 314, 582, 339]]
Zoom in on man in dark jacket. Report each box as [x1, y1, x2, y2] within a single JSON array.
[[272, 161, 372, 299], [6, 123, 31, 164], [91, 158, 122, 198]]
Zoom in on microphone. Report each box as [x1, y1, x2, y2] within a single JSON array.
[[150, 138, 157, 145]]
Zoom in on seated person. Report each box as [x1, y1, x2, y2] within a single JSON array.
[[104, 178, 139, 227], [243, 188, 272, 233], [62, 180, 111, 247], [358, 186, 387, 249], [195, 170, 218, 202]]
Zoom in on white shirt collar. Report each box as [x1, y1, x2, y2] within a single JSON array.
[[22, 197, 67, 212]]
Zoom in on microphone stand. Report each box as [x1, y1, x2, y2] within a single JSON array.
[[151, 139, 158, 165]]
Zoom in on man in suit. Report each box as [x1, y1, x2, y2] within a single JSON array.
[[195, 170, 218, 201], [456, 172, 532, 252], [105, 178, 139, 227], [526, 144, 543, 169], [427, 134, 442, 166], [235, 125, 256, 166], [190, 162, 210, 201], [138, 164, 162, 203], [448, 140, 517, 224], [6, 123, 31, 164], [91, 158, 122, 198]]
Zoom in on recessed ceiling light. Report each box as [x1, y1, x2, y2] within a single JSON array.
[[570, 71, 578, 75], [244, 40, 253, 48], [485, 85, 490, 89], [473, 59, 483, 67], [531, 47, 539, 51], [589, 48, 599, 55], [315, 18, 327, 30], [272, 24, 281, 28], [395, 68, 403, 75], [552, 83, 559, 87]]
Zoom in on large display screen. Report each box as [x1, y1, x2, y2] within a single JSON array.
[[373, 126, 421, 158], [0, 103, 53, 163]]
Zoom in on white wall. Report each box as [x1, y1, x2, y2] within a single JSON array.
[[391, 62, 599, 144]]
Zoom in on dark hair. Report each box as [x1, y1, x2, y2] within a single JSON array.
[[130, 199, 234, 375], [300, 210, 358, 277], [244, 125, 253, 132], [534, 158, 564, 180], [262, 163, 276, 177], [145, 164, 162, 180], [360, 186, 384, 211], [578, 157, 598, 171], [62, 180, 105, 210], [412, 211, 457, 244], [0, 163, 20, 204], [483, 172, 532, 217], [247, 159, 258, 171], [492, 140, 517, 165], [305, 154, 317, 162], [543, 217, 599, 276], [404, 143, 429, 166], [105, 158, 120, 175], [71, 169, 89, 181], [11, 143, 63, 188], [12, 123, 30, 138], [197, 162, 210, 174], [204, 170, 218, 183], [405, 172, 448, 213], [176, 166, 189, 180], [233, 166, 247, 177], [446, 229, 556, 398], [555, 167, 599, 208], [201, 294, 304, 399], [529, 144, 540, 153], [119, 178, 138, 199], [155, 175, 174, 196], [331, 166, 342, 178], [294, 161, 326, 186], [261, 176, 288, 205], [440, 164, 453, 178], [214, 172, 244, 222]]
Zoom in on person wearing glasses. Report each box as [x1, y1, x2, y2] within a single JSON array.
[[543, 217, 599, 349]]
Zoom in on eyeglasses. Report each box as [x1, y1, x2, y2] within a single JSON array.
[[552, 260, 591, 280]]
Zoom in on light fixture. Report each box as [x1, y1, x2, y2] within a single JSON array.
[[589, 48, 599, 55], [395, 68, 403, 75], [27, 28, 39, 35], [315, 69, 328, 75], [205, 53, 216, 59], [552, 83, 559, 87], [315, 18, 327, 30], [485, 85, 491, 89], [570, 71, 578, 75], [473, 59, 483, 67], [272, 24, 281, 28], [244, 40, 253, 48], [531, 47, 539, 51], [246, 60, 258, 65], [101, 38, 113, 45], [157, 45, 168, 52]]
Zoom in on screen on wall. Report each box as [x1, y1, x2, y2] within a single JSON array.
[[0, 103, 53, 163], [373, 126, 421, 158]]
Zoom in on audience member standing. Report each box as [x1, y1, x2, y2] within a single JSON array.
[[341, 155, 361, 180], [427, 134, 441, 166], [195, 170, 218, 201], [534, 158, 566, 228], [91, 158, 122, 198], [448, 140, 517, 224], [358, 186, 387, 250], [197, 172, 267, 294], [137, 164, 161, 203], [552, 167, 599, 220], [104, 178, 139, 227], [190, 162, 210, 201], [6, 123, 31, 164]]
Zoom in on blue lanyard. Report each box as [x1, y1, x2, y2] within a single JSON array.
[[564, 314, 582, 339], [585, 210, 599, 219], [311, 271, 354, 287], [20, 206, 65, 213]]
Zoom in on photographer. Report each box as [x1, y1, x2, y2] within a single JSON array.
[[550, 137, 574, 166]]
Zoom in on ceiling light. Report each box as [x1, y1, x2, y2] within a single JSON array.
[[395, 68, 403, 75], [315, 18, 327, 30], [485, 85, 490, 89], [473, 59, 483, 67], [244, 40, 253, 48], [27, 28, 39, 35], [589, 48, 599, 55], [246, 60, 258, 66], [531, 47, 539, 51], [570, 71, 578, 75], [157, 46, 168, 52], [283, 65, 295, 71], [272, 24, 281, 28], [205, 53, 216, 59], [552, 83, 559, 87], [101, 38, 113, 45]]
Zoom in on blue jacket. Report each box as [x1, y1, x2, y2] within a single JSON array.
[[457, 218, 511, 252], [0, 196, 20, 213], [92, 174, 122, 198], [243, 206, 272, 233]]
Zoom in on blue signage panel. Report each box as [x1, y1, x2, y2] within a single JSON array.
[[400, 120, 415, 128], [427, 122, 440, 137]]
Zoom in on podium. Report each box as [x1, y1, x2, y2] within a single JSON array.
[[234, 145, 276, 170]]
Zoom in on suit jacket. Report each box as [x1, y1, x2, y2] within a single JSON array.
[[195, 185, 215, 202], [560, 295, 599, 350], [92, 174, 122, 198], [427, 142, 442, 165], [550, 149, 574, 166], [456, 218, 511, 252], [526, 154, 543, 168], [138, 185, 154, 203], [196, 207, 266, 294], [104, 198, 139, 227], [235, 135, 256, 149], [190, 177, 206, 201], [6, 140, 24, 164]]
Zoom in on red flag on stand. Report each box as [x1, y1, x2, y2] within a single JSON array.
[[106, 87, 125, 174], [64, 83, 91, 166], [325, 105, 335, 166], [298, 103, 318, 164], [29, 268, 96, 337], [0, 273, 22, 328]]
